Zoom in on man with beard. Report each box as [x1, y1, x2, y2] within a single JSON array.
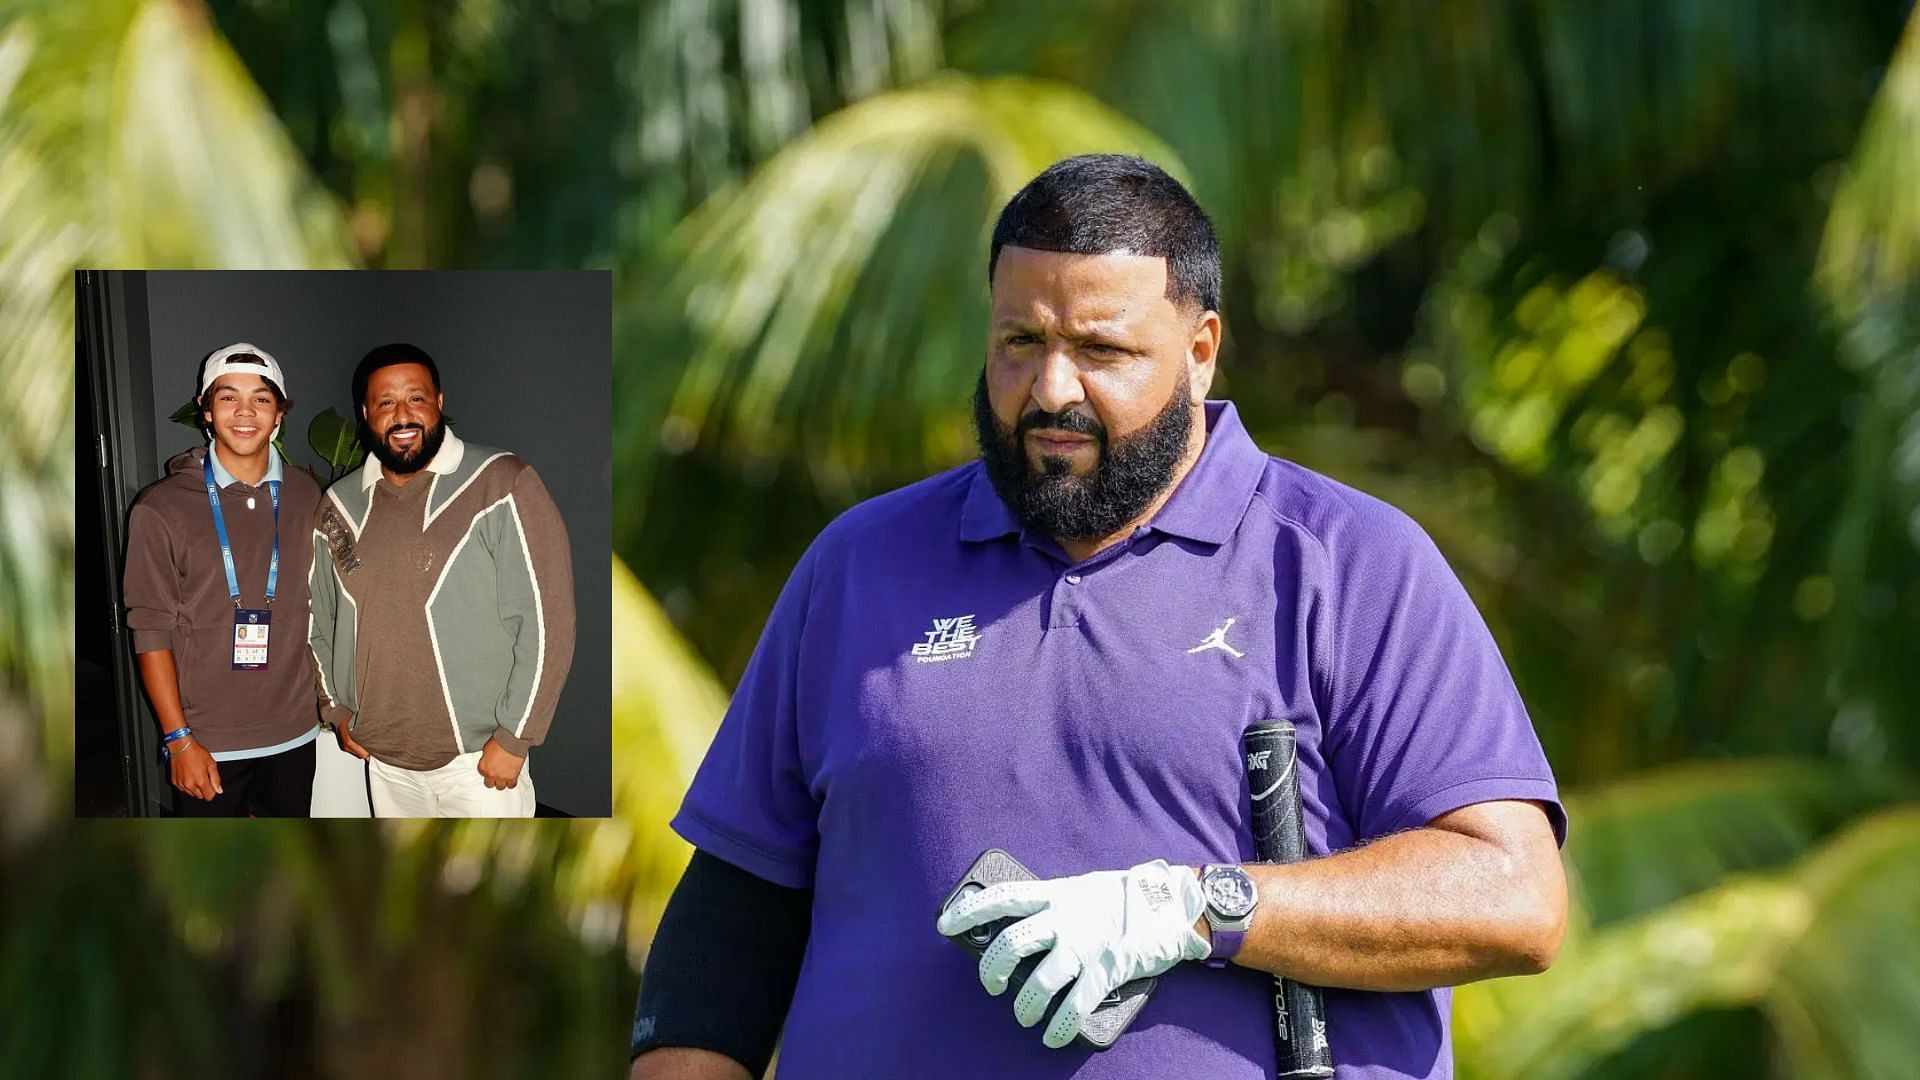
[[631, 156, 1565, 1079], [125, 344, 323, 816], [307, 343, 576, 817]]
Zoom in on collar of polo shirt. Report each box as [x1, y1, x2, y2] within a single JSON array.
[[958, 400, 1269, 550], [207, 441, 286, 489], [360, 428, 467, 490]]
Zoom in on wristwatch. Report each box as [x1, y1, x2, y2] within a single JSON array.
[[1198, 864, 1258, 968]]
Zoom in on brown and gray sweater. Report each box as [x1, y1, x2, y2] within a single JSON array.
[[306, 430, 576, 771], [124, 446, 323, 754]]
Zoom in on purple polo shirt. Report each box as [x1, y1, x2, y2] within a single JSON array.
[[674, 400, 1563, 1079]]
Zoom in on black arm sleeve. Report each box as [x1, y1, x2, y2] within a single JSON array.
[[630, 848, 813, 1076]]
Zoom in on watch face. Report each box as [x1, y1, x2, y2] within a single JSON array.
[[1203, 867, 1256, 919]]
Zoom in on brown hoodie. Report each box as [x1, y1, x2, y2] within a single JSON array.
[[123, 446, 323, 754]]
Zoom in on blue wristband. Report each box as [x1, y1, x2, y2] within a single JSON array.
[[161, 727, 194, 761]]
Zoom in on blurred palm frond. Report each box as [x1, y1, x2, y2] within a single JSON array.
[[1812, 11, 1920, 766], [1457, 803, 1920, 1080], [0, 21, 76, 847], [1560, 759, 1913, 931], [1818, 11, 1920, 311], [107, 0, 354, 267], [635, 75, 1180, 488]]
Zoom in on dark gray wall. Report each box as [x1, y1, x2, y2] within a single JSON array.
[[130, 270, 611, 817]]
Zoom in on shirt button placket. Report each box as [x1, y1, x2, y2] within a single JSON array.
[[1051, 570, 1082, 627]]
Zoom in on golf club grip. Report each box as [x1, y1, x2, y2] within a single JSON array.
[[1244, 721, 1335, 1079]]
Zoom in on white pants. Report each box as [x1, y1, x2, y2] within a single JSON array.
[[367, 749, 536, 818]]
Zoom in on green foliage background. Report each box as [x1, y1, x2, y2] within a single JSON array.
[[2, 1, 1917, 1076]]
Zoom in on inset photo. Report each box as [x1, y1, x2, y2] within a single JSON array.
[[76, 270, 610, 818]]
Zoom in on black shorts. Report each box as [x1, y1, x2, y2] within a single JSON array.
[[174, 737, 316, 818]]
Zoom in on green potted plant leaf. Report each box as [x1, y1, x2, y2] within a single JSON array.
[[305, 406, 366, 483]]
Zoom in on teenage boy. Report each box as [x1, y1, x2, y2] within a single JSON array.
[[124, 343, 325, 817]]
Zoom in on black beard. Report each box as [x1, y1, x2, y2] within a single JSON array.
[[972, 372, 1194, 541], [364, 418, 447, 475]]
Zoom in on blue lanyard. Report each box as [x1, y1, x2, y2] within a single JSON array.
[[202, 454, 280, 608]]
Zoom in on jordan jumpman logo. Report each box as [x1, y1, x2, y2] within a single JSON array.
[[1187, 617, 1245, 658]]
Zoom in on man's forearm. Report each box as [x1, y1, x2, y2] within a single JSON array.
[[630, 1048, 751, 1080], [134, 649, 189, 732], [1219, 802, 1565, 992]]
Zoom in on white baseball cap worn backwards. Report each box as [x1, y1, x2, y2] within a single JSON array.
[[199, 342, 289, 399]]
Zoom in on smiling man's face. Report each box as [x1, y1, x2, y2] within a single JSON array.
[[361, 361, 446, 476], [202, 373, 285, 460]]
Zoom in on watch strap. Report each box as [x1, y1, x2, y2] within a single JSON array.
[[1204, 927, 1247, 968]]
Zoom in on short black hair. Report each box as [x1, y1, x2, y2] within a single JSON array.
[[352, 342, 441, 409], [988, 154, 1221, 313]]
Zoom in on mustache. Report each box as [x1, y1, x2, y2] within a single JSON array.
[[1015, 408, 1104, 441]]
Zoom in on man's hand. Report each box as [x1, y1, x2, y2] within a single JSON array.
[[334, 719, 371, 760], [168, 739, 222, 801], [478, 736, 525, 790], [135, 651, 224, 800], [935, 859, 1210, 1048]]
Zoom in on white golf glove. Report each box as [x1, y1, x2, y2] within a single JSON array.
[[935, 859, 1210, 1049]]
